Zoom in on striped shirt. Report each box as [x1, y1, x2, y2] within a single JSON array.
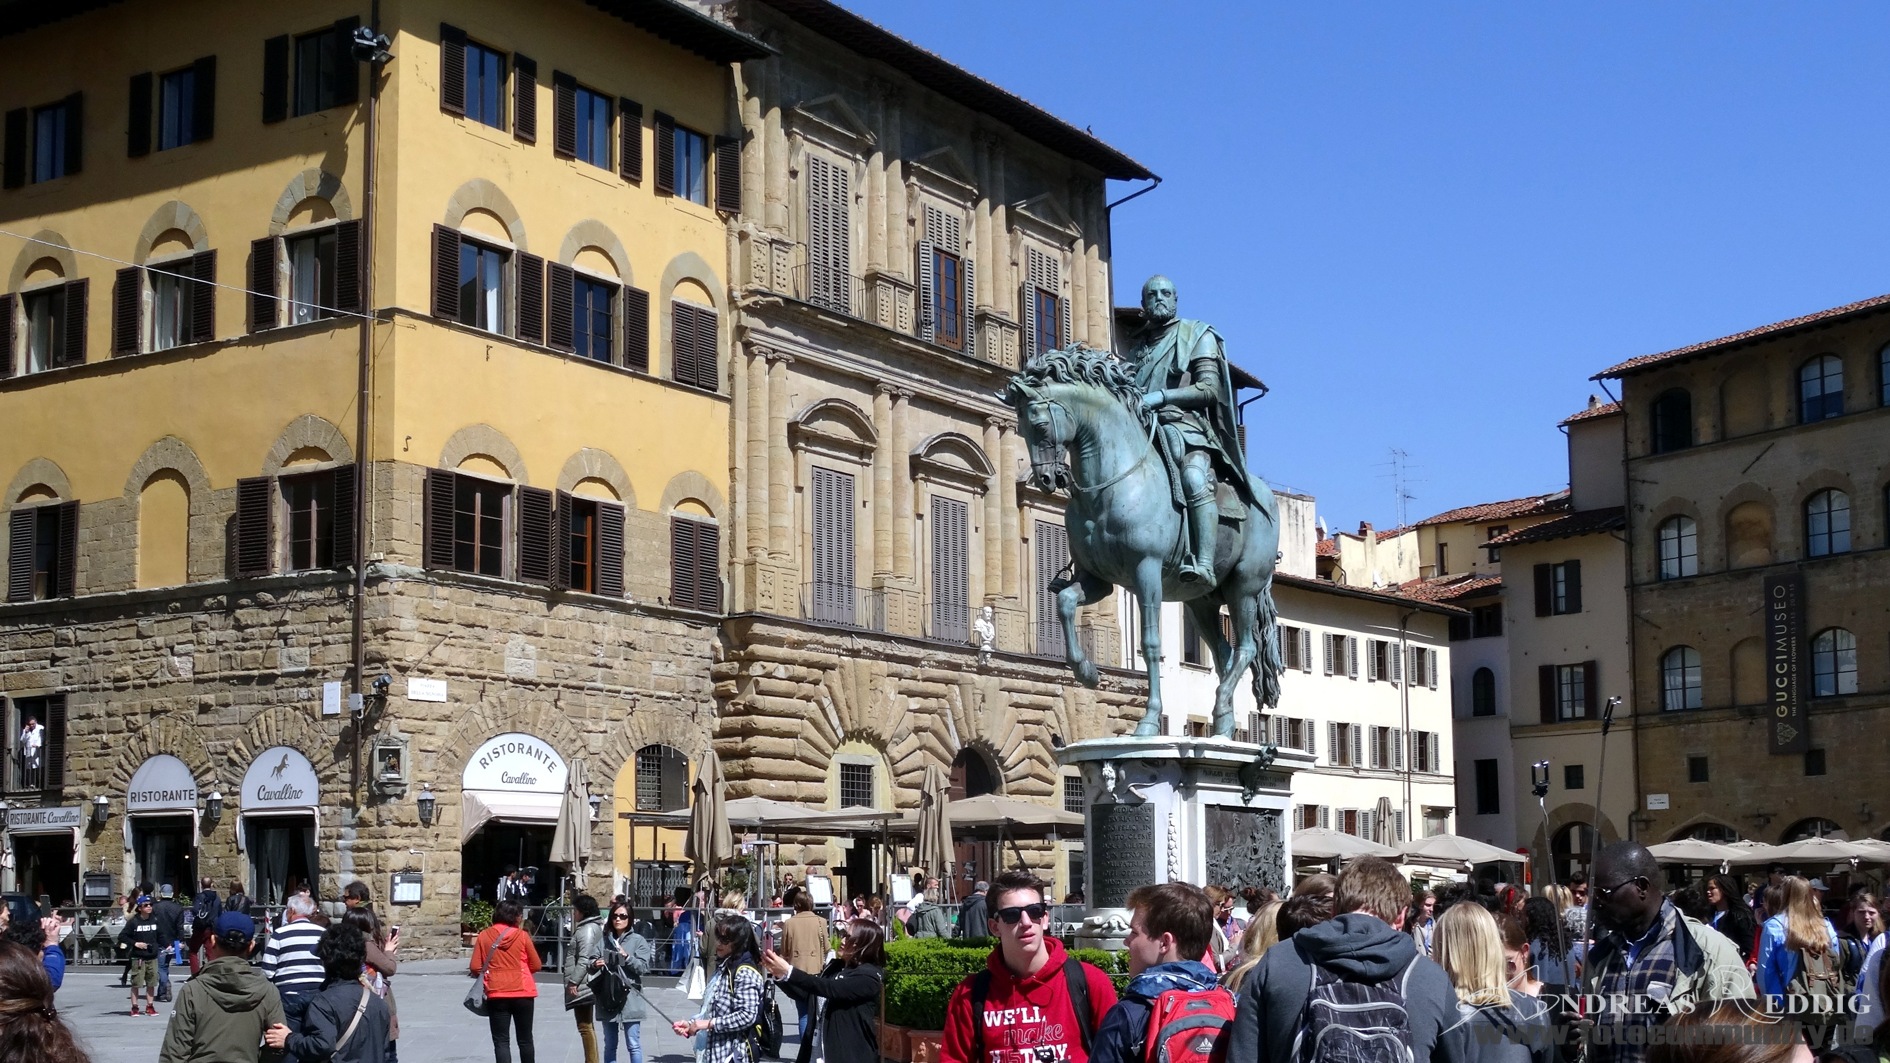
[[262, 918, 327, 993]]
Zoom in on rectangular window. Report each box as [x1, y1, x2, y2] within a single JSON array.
[[1182, 611, 1205, 667], [670, 301, 718, 390], [934, 248, 964, 351], [1537, 560, 1583, 616], [1032, 287, 1059, 356], [7, 502, 78, 602], [1804, 749, 1825, 777], [1435, 542, 1448, 576], [635, 746, 688, 812], [575, 86, 612, 169], [149, 262, 190, 351], [809, 467, 857, 626], [294, 25, 350, 116], [1424, 807, 1451, 838], [1062, 776, 1085, 815], [672, 123, 708, 205], [457, 240, 508, 333], [23, 286, 66, 375], [804, 153, 852, 313], [1474, 759, 1501, 815], [929, 496, 969, 642], [668, 515, 722, 612], [572, 276, 614, 363], [1033, 520, 1070, 655], [1411, 731, 1435, 773], [1564, 764, 1585, 790], [5, 695, 64, 793], [1688, 756, 1708, 783], [449, 476, 509, 577], [466, 41, 506, 128], [1369, 640, 1391, 681], [1556, 663, 1587, 720], [1471, 603, 1502, 638], [289, 228, 340, 324], [1485, 524, 1509, 563], [158, 67, 197, 150], [839, 762, 874, 809], [565, 496, 598, 593], [31, 102, 70, 183], [281, 471, 336, 572]]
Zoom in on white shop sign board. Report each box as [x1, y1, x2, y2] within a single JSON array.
[[460, 733, 569, 843], [127, 755, 198, 812], [241, 747, 321, 813]]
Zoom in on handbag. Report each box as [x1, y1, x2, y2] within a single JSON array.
[[463, 928, 509, 1017]]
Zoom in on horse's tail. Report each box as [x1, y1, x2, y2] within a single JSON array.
[[1252, 579, 1284, 711]]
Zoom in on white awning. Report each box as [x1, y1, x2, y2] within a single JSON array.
[[236, 808, 319, 854], [462, 789, 561, 844], [123, 808, 200, 853]]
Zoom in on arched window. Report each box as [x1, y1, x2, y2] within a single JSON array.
[[1660, 646, 1702, 711], [1650, 389, 1692, 453], [1657, 516, 1697, 580], [1782, 818, 1844, 843], [1799, 355, 1844, 423], [634, 745, 689, 812], [1680, 823, 1740, 844], [1804, 490, 1850, 557], [1811, 628, 1857, 697], [1471, 668, 1496, 717]]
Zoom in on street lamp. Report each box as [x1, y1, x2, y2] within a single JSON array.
[[588, 793, 602, 822], [91, 794, 109, 827], [416, 784, 436, 828], [204, 790, 224, 828]]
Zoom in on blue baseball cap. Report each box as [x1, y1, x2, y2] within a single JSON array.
[[215, 912, 254, 941]]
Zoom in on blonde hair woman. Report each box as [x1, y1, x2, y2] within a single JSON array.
[[1434, 904, 1553, 1063], [1755, 875, 1840, 1010], [1222, 900, 1282, 993]]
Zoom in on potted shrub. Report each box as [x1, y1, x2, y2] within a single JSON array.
[[461, 900, 494, 948]]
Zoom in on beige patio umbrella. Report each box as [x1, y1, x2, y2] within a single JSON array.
[[915, 765, 957, 905], [1292, 827, 1400, 861], [684, 749, 732, 888], [1400, 833, 1526, 867], [548, 758, 592, 886], [1647, 838, 1746, 866]]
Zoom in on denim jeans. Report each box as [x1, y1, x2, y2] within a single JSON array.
[[157, 945, 173, 996], [601, 1020, 642, 1063]]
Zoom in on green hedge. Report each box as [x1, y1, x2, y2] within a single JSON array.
[[880, 937, 1127, 1030]]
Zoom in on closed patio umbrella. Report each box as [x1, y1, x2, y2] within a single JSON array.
[[916, 765, 956, 905], [685, 750, 732, 889], [549, 758, 591, 885]]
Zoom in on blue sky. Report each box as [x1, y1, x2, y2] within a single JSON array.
[[848, 1, 1890, 529]]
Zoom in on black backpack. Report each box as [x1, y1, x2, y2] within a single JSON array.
[[192, 890, 221, 926], [969, 958, 1096, 1056]]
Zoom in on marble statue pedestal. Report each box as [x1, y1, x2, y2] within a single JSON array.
[[1056, 735, 1312, 949]]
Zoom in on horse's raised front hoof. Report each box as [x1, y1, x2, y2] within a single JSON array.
[[1133, 715, 1162, 737], [1073, 659, 1099, 688]]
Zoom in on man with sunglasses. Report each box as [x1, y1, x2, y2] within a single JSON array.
[[939, 870, 1118, 1063], [1576, 841, 1753, 1063]]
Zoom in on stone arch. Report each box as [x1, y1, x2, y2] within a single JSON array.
[[950, 742, 1005, 796], [443, 178, 529, 253], [1719, 486, 1775, 569], [1730, 636, 1765, 706], [5, 458, 73, 506], [103, 713, 219, 791], [1719, 360, 1772, 438], [133, 200, 211, 264], [1665, 813, 1743, 842], [790, 398, 878, 452], [658, 470, 726, 518], [659, 251, 723, 380], [439, 425, 527, 484], [1525, 800, 1622, 865], [224, 708, 344, 788], [599, 704, 713, 779], [268, 168, 354, 235], [262, 415, 354, 477], [556, 221, 633, 285], [432, 704, 592, 801], [123, 437, 212, 503], [555, 449, 636, 507], [8, 230, 79, 291], [911, 431, 996, 488]]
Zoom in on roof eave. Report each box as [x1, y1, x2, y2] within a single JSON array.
[[1593, 294, 1890, 381], [1273, 573, 1469, 617]]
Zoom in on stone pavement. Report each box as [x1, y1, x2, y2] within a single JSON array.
[[58, 960, 803, 1063]]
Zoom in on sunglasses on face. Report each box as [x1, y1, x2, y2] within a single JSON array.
[[611, 913, 631, 921], [995, 903, 1051, 925], [1594, 877, 1645, 901]]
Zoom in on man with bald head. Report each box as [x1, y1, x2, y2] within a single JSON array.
[[1119, 275, 1256, 584], [1576, 841, 1752, 1063]]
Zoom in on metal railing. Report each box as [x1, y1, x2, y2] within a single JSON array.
[[789, 263, 864, 318], [800, 581, 888, 632], [8, 751, 46, 791], [1031, 619, 1098, 659], [927, 600, 971, 644]]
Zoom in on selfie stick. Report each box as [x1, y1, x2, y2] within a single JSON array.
[[1531, 759, 1569, 969], [1586, 696, 1620, 940]]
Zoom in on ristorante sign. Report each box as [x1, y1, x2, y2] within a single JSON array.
[[1765, 573, 1808, 755], [5, 806, 85, 833], [462, 733, 568, 794], [240, 747, 321, 813], [127, 755, 198, 811]]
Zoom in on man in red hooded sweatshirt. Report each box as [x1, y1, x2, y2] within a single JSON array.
[[939, 870, 1118, 1063]]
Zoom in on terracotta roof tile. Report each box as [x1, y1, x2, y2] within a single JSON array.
[[1397, 574, 1503, 603], [1275, 573, 1468, 615], [1559, 401, 1621, 426], [1594, 292, 1890, 379], [1414, 491, 1570, 528], [1315, 538, 1338, 558], [1484, 507, 1626, 548], [1375, 526, 1412, 542]]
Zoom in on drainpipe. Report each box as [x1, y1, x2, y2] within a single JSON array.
[[350, 2, 385, 799]]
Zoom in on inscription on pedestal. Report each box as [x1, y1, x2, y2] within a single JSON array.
[[1205, 805, 1285, 895], [1088, 803, 1155, 908]]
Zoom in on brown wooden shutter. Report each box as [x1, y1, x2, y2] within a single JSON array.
[[653, 111, 675, 195], [552, 72, 576, 157], [52, 501, 77, 597], [545, 262, 574, 351], [669, 300, 692, 384], [112, 267, 142, 356], [1539, 664, 1556, 724], [1564, 559, 1583, 614], [691, 306, 718, 390], [423, 469, 457, 569], [329, 17, 361, 107], [1583, 660, 1599, 716], [58, 279, 86, 366], [963, 259, 976, 356], [669, 516, 695, 609], [930, 496, 968, 639], [439, 24, 467, 116], [916, 240, 935, 343], [620, 285, 649, 371], [333, 219, 362, 315], [695, 520, 721, 611], [329, 464, 355, 569], [516, 486, 555, 585], [61, 93, 82, 176], [262, 36, 289, 124], [431, 225, 461, 320], [618, 98, 642, 181], [248, 237, 278, 331], [3, 109, 25, 188], [6, 509, 33, 602], [512, 55, 537, 143], [1533, 563, 1552, 617], [0, 293, 14, 379], [191, 55, 216, 140], [714, 134, 741, 213], [234, 476, 274, 577], [811, 468, 857, 618], [1021, 283, 1038, 356], [515, 252, 546, 346], [188, 249, 216, 344], [127, 72, 153, 157], [552, 491, 573, 592], [595, 502, 625, 598], [42, 694, 66, 789]]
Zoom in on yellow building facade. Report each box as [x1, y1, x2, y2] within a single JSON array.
[[0, 0, 763, 949]]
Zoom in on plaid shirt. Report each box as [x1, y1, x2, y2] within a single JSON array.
[[700, 962, 768, 1063]]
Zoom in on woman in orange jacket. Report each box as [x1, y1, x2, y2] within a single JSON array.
[[470, 900, 544, 1063]]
